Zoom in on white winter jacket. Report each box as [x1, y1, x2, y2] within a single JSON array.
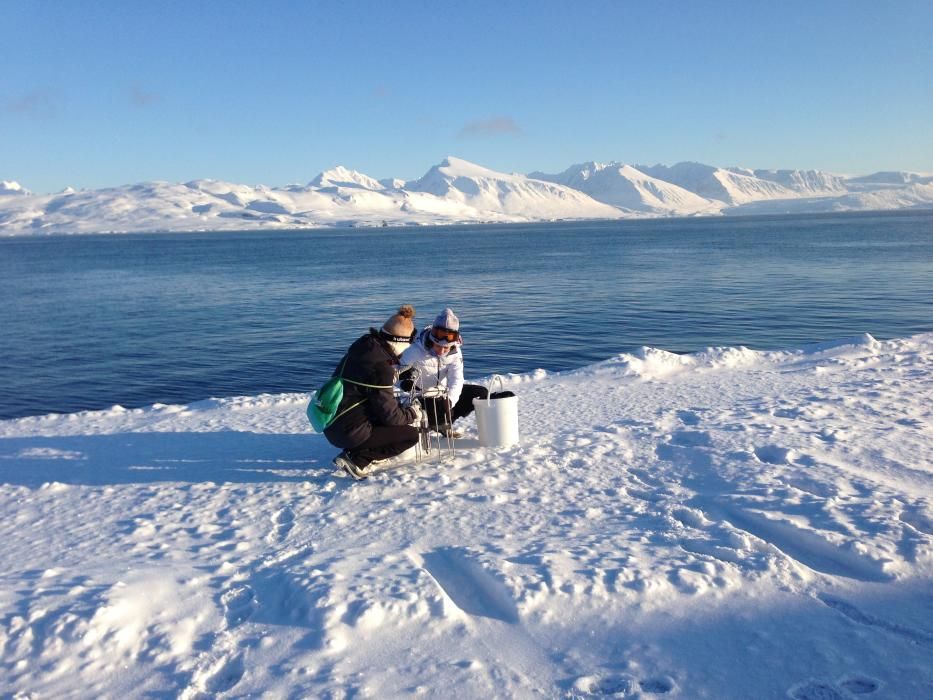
[[399, 328, 465, 405]]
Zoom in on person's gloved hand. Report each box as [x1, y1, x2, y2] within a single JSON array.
[[399, 367, 419, 393], [407, 401, 422, 425]]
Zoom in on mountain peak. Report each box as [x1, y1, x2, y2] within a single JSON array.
[[435, 156, 501, 178], [403, 156, 622, 218], [532, 162, 720, 214], [1, 180, 30, 196], [310, 166, 383, 190]]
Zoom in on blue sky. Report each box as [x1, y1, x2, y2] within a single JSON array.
[[3, 0, 931, 193]]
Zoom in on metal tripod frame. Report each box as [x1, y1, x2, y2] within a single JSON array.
[[399, 368, 454, 463]]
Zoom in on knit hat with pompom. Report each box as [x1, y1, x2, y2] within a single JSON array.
[[382, 304, 416, 338]]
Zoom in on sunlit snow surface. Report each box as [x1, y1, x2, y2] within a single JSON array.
[[1, 334, 931, 698]]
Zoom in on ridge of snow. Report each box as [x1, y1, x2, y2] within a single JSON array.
[[636, 162, 849, 204], [847, 170, 933, 186], [751, 168, 848, 195], [404, 157, 626, 219], [725, 182, 933, 216], [637, 162, 797, 205], [531, 161, 722, 215]]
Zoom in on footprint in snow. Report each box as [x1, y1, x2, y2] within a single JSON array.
[[838, 676, 880, 694], [201, 653, 245, 694], [789, 678, 880, 700], [268, 506, 295, 542], [655, 440, 712, 469], [571, 673, 636, 696], [676, 409, 701, 426], [420, 547, 518, 624], [670, 506, 708, 528], [221, 584, 256, 627], [753, 444, 794, 464], [639, 676, 675, 694], [790, 681, 848, 700], [899, 507, 933, 536], [669, 430, 712, 447], [571, 673, 674, 696], [772, 407, 805, 419]]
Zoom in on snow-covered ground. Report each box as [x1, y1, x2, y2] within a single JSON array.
[[2, 158, 932, 235], [1, 333, 931, 698]]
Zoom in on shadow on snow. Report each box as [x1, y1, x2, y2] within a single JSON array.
[[0, 431, 336, 486]]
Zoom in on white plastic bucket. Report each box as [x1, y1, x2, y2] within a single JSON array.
[[473, 375, 519, 448]]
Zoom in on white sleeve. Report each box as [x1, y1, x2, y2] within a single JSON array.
[[445, 354, 464, 406], [401, 345, 435, 392], [399, 344, 416, 368]]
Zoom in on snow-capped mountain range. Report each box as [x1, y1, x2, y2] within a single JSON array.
[[2, 157, 932, 235]]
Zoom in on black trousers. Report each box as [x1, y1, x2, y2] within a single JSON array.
[[421, 383, 489, 428], [346, 425, 419, 467]]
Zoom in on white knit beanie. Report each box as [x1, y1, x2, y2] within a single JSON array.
[[433, 307, 459, 332]]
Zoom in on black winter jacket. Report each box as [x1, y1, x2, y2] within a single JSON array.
[[323, 330, 417, 449]]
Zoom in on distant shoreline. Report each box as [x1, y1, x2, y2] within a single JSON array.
[[2, 206, 932, 238], [3, 158, 932, 236]]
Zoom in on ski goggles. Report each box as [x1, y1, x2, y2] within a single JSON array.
[[431, 327, 460, 343]]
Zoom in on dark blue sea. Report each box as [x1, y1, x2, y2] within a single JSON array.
[[1, 211, 931, 420]]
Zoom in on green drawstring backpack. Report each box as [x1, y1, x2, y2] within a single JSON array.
[[306, 356, 393, 432]]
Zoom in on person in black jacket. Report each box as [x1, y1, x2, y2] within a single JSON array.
[[324, 305, 421, 479]]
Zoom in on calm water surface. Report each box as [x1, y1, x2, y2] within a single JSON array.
[[1, 211, 931, 419]]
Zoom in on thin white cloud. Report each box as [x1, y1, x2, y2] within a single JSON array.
[[457, 116, 521, 138]]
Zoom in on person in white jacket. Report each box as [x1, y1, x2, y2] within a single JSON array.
[[399, 307, 488, 437]]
